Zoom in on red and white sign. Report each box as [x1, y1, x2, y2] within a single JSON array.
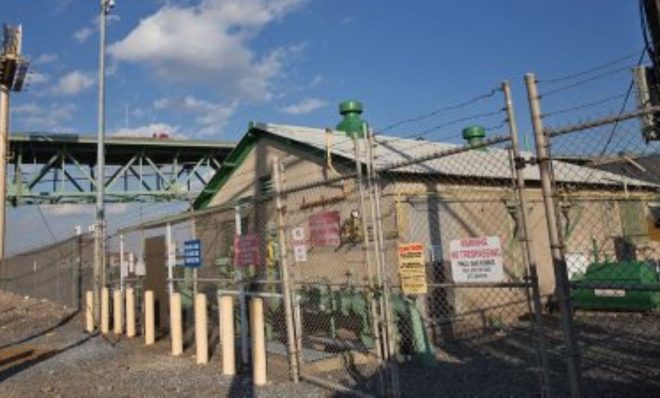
[[233, 234, 261, 267], [449, 236, 504, 283], [308, 211, 341, 247]]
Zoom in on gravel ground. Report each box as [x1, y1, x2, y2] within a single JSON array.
[[1, 290, 658, 397], [0, 290, 327, 398]]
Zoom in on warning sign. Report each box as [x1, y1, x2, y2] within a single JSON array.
[[398, 243, 428, 295], [308, 211, 341, 247], [449, 236, 504, 283], [233, 234, 260, 267]]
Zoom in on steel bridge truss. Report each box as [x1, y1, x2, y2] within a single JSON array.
[[7, 134, 234, 205]]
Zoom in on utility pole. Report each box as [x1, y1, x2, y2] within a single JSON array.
[[0, 25, 29, 260], [643, 1, 660, 68], [94, 0, 115, 327]]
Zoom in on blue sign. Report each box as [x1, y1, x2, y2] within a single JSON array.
[[183, 239, 202, 268]]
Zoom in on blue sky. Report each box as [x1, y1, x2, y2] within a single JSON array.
[[2, 0, 647, 254]]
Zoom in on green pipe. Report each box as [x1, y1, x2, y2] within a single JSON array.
[[392, 293, 434, 365]]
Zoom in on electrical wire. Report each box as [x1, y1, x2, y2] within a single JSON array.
[[541, 64, 638, 98]]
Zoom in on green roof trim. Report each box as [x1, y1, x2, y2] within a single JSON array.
[[193, 130, 259, 209]]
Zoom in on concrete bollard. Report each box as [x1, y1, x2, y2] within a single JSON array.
[[219, 295, 235, 375], [126, 287, 136, 338], [101, 287, 110, 334], [113, 289, 123, 335], [85, 291, 94, 333], [170, 293, 183, 356], [145, 290, 155, 345], [195, 293, 208, 365], [250, 297, 267, 386]]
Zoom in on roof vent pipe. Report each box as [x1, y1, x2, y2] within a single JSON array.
[[336, 100, 367, 138], [462, 125, 486, 148]]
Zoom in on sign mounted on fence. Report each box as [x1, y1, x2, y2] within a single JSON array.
[[308, 211, 341, 247], [291, 227, 307, 263], [183, 239, 202, 268], [449, 236, 504, 283], [233, 234, 260, 266], [398, 243, 428, 295]]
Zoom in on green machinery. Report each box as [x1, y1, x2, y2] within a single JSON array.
[[571, 260, 660, 311], [298, 281, 435, 364]]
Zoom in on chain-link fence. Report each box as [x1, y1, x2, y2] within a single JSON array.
[[526, 70, 660, 396], [0, 233, 93, 310]]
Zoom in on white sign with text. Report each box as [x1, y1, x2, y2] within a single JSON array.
[[449, 236, 504, 283]]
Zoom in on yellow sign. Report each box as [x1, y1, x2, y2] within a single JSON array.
[[398, 243, 428, 295]]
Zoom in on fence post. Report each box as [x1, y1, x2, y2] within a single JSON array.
[[525, 73, 582, 397], [272, 157, 300, 383], [503, 80, 551, 396]]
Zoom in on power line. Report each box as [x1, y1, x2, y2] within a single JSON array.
[[541, 64, 638, 98], [538, 49, 644, 84]]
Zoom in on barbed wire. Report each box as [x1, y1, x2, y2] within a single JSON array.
[[537, 49, 644, 84], [379, 87, 502, 133], [542, 93, 627, 119], [541, 64, 638, 98]]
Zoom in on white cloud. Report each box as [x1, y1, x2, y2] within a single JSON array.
[[34, 53, 58, 65], [153, 95, 237, 135], [112, 123, 187, 139], [109, 0, 305, 101], [26, 72, 49, 86], [74, 27, 93, 43], [280, 97, 327, 115], [51, 70, 95, 95], [12, 102, 76, 131]]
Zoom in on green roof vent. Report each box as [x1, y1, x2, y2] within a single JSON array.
[[462, 125, 486, 149], [336, 100, 367, 138]]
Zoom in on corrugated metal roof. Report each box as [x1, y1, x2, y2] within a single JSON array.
[[257, 122, 656, 188]]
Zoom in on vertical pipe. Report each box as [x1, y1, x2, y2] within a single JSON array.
[[250, 297, 267, 386], [113, 289, 123, 335], [503, 80, 551, 396], [366, 129, 399, 396], [525, 73, 582, 397], [166, 222, 174, 297], [195, 293, 208, 364], [235, 205, 249, 365], [170, 292, 183, 356], [119, 233, 125, 294], [0, 84, 9, 260], [272, 157, 300, 382], [94, 0, 108, 329], [353, 134, 385, 385], [126, 287, 136, 337], [220, 295, 236, 375], [85, 290, 94, 333], [145, 290, 155, 345], [101, 286, 110, 334]]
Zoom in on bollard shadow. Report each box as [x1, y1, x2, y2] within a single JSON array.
[[227, 373, 255, 398], [0, 334, 92, 383], [0, 309, 80, 351]]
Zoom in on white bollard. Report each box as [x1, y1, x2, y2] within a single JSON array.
[[101, 287, 110, 334], [219, 295, 235, 375], [251, 297, 267, 386], [126, 287, 136, 338], [113, 289, 123, 335], [195, 293, 208, 364], [170, 293, 183, 356], [85, 291, 94, 333], [145, 290, 155, 345]]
